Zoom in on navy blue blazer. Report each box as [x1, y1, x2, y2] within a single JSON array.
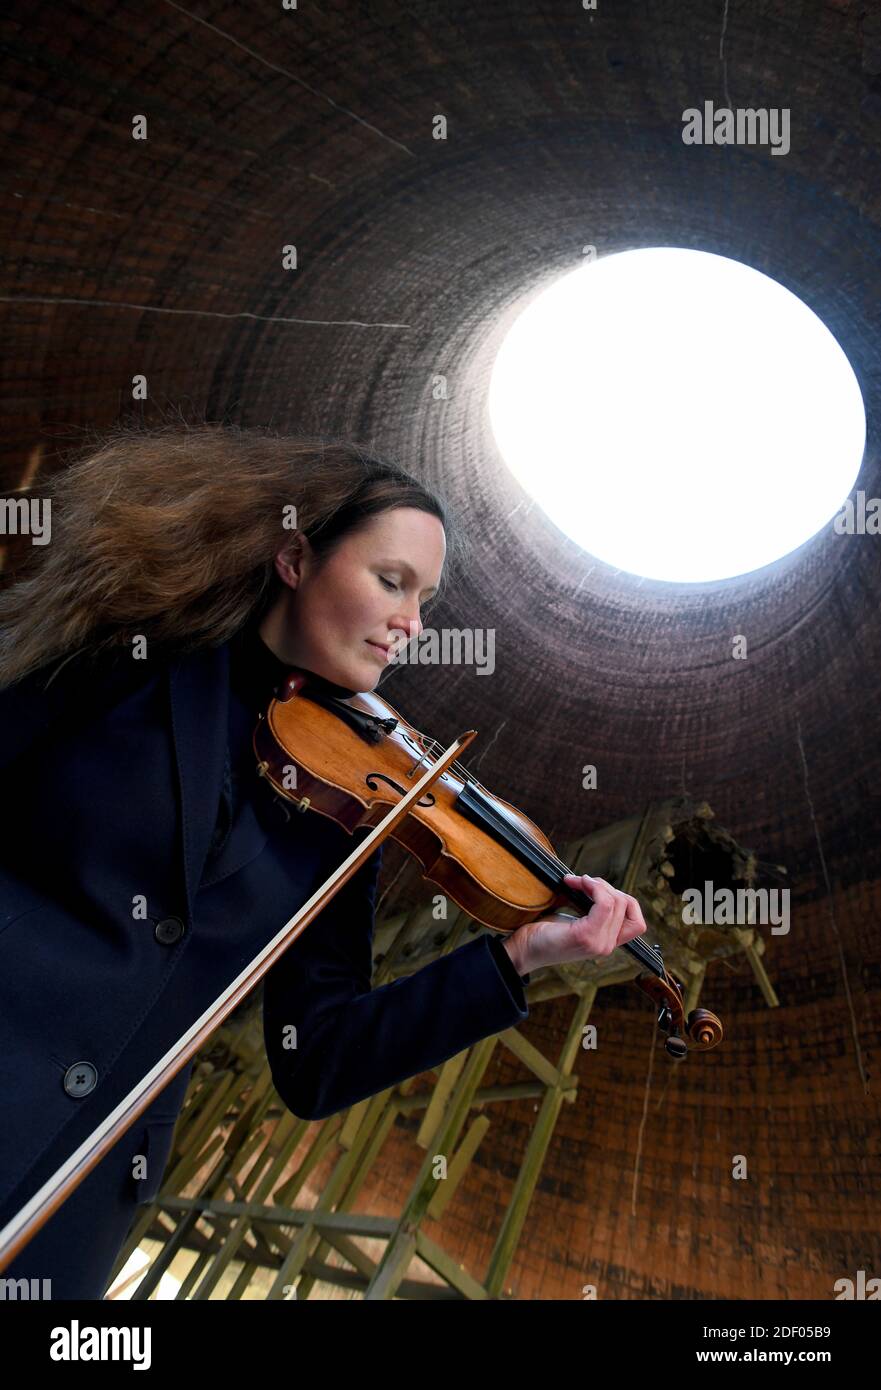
[[0, 631, 530, 1224]]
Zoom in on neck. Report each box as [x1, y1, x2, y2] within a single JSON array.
[[257, 605, 299, 666], [253, 610, 358, 699]]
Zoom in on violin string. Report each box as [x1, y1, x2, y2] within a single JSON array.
[[421, 734, 572, 876], [341, 707, 662, 969], [419, 733, 663, 973]]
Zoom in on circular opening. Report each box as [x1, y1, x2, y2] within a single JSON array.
[[488, 248, 866, 583]]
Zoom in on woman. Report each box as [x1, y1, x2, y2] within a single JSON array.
[[0, 423, 646, 1298]]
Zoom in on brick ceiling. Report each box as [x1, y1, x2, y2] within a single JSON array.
[[2, 0, 880, 889]]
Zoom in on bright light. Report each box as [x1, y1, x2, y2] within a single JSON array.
[[488, 249, 866, 583]]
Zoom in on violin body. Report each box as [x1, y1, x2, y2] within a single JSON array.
[[254, 674, 561, 933]]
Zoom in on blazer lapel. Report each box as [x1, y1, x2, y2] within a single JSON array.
[[168, 640, 230, 925]]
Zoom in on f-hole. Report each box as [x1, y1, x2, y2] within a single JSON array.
[[366, 771, 436, 808]]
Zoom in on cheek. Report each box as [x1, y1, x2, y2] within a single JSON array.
[[317, 575, 380, 640]]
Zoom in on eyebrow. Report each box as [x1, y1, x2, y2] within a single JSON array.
[[379, 559, 439, 598]]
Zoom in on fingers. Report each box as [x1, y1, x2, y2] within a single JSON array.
[[563, 872, 648, 956], [618, 888, 648, 942], [563, 872, 625, 955]]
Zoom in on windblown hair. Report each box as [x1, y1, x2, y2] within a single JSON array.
[[0, 422, 461, 690]]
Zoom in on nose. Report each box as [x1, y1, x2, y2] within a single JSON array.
[[389, 605, 423, 644]]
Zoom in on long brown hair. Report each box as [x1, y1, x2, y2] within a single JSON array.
[[0, 422, 462, 689]]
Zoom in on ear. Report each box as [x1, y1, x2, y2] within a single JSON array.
[[273, 532, 312, 590]]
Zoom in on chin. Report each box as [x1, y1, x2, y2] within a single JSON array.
[[326, 660, 379, 694], [319, 649, 384, 694]]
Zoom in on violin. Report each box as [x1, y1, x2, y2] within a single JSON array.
[[254, 669, 723, 1061]]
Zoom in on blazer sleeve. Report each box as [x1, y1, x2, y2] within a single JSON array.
[[261, 840, 531, 1121]]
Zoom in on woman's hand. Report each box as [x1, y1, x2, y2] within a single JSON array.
[[502, 873, 648, 976]]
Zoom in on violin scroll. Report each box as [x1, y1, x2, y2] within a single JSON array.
[[633, 968, 724, 1059], [686, 1007, 724, 1050]]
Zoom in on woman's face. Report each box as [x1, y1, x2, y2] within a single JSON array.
[[260, 506, 447, 692]]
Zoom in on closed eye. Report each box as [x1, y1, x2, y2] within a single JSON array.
[[379, 576, 398, 591]]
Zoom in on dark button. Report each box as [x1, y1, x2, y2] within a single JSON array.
[[154, 916, 185, 945], [63, 1062, 97, 1097]]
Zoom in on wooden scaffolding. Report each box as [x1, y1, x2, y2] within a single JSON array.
[[104, 796, 781, 1300]]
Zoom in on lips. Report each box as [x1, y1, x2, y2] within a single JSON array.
[[366, 640, 392, 659]]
